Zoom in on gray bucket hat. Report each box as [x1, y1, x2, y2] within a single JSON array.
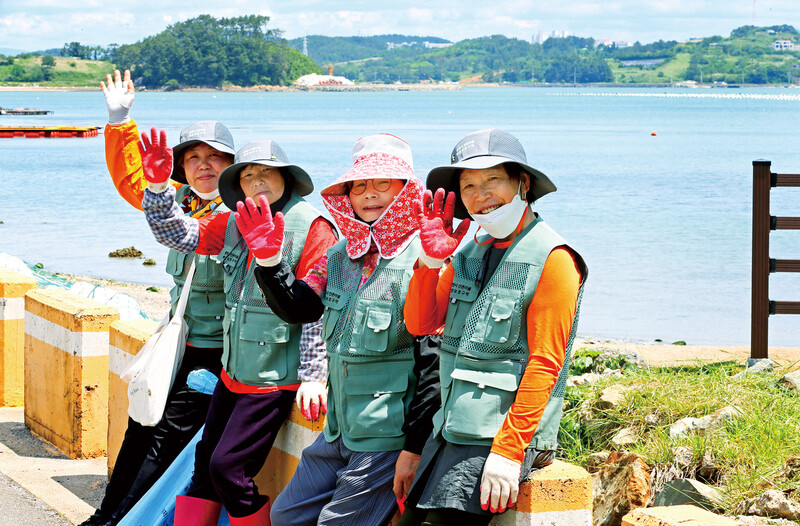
[[427, 128, 557, 219], [171, 121, 236, 184], [218, 140, 314, 210]]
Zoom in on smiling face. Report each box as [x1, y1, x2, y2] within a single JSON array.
[[238, 164, 286, 204], [348, 178, 406, 223], [181, 143, 232, 195], [458, 164, 530, 216]]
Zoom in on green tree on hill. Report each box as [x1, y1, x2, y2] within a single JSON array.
[[112, 14, 319, 88]]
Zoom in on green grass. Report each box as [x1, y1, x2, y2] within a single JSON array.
[[0, 56, 113, 86], [559, 353, 800, 515]]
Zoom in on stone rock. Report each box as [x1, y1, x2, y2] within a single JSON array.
[[653, 478, 723, 511], [611, 427, 639, 448], [567, 372, 601, 387], [779, 370, 800, 392], [672, 446, 694, 469], [776, 454, 800, 481], [602, 368, 625, 378], [734, 515, 797, 525], [733, 358, 775, 379], [697, 449, 721, 483], [644, 413, 659, 425], [623, 505, 737, 526], [586, 451, 610, 473], [669, 405, 743, 438], [599, 384, 636, 410], [597, 348, 649, 370], [578, 399, 595, 423], [746, 490, 800, 521], [592, 451, 651, 526]]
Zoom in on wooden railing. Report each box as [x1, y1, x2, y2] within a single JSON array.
[[751, 160, 800, 359]]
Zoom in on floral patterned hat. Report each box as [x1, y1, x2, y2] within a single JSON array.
[[321, 134, 423, 259]]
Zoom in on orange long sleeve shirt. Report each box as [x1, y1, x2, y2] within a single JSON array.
[[404, 246, 583, 463], [105, 120, 182, 211]]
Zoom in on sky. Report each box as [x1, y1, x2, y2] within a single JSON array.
[[1, 0, 799, 53]]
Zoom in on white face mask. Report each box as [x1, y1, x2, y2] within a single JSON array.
[[193, 188, 220, 201], [469, 182, 529, 239]]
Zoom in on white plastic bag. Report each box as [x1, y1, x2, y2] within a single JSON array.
[[121, 261, 195, 426]]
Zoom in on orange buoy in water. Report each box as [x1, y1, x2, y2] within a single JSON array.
[[651, 131, 657, 136]]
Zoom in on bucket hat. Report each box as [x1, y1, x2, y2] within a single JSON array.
[[171, 121, 236, 184], [217, 140, 313, 210], [426, 128, 556, 219], [321, 133, 422, 259], [321, 133, 414, 196]]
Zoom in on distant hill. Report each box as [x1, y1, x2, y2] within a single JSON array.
[[0, 48, 26, 57], [2, 24, 798, 87], [286, 34, 451, 64], [307, 25, 800, 85]]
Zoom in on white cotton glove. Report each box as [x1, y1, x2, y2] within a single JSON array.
[[480, 452, 522, 513], [296, 381, 327, 421], [101, 69, 135, 125]]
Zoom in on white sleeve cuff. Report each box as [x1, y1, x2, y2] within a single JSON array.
[[107, 117, 131, 126], [147, 181, 169, 194], [418, 253, 445, 269], [256, 254, 282, 267]]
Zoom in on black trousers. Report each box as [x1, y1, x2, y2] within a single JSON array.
[[186, 384, 295, 518], [92, 345, 223, 524]]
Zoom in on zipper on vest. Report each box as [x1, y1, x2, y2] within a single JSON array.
[[341, 356, 409, 378], [456, 353, 527, 375]]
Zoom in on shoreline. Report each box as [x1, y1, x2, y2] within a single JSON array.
[[56, 273, 800, 367], [1, 83, 798, 93]]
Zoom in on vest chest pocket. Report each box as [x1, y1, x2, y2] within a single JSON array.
[[444, 365, 520, 442], [443, 278, 479, 339], [166, 250, 188, 278], [237, 312, 290, 382], [218, 245, 246, 294], [342, 367, 408, 439], [351, 301, 396, 354], [362, 304, 393, 352], [320, 288, 348, 341], [471, 288, 523, 347]]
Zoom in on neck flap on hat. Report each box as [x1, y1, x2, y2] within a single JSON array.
[[322, 178, 423, 260]]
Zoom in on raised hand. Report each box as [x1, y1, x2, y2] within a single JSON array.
[[234, 196, 285, 264], [414, 188, 471, 268], [479, 452, 521, 514], [296, 381, 327, 421], [138, 127, 173, 185], [100, 69, 135, 124]]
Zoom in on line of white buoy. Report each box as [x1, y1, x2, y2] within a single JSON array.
[[547, 91, 800, 101]]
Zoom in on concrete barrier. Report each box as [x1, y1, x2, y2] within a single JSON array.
[[107, 319, 159, 473], [24, 288, 118, 459], [491, 460, 593, 526], [0, 267, 37, 407]]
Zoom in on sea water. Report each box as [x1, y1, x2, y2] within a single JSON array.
[[1, 86, 799, 346]]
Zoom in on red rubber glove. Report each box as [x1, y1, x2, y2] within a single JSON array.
[[234, 195, 285, 265], [138, 127, 173, 189], [296, 381, 327, 421], [414, 188, 471, 268]]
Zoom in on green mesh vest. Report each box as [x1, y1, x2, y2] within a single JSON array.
[[435, 215, 586, 451], [217, 193, 321, 387], [165, 185, 228, 348], [320, 237, 421, 452]]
